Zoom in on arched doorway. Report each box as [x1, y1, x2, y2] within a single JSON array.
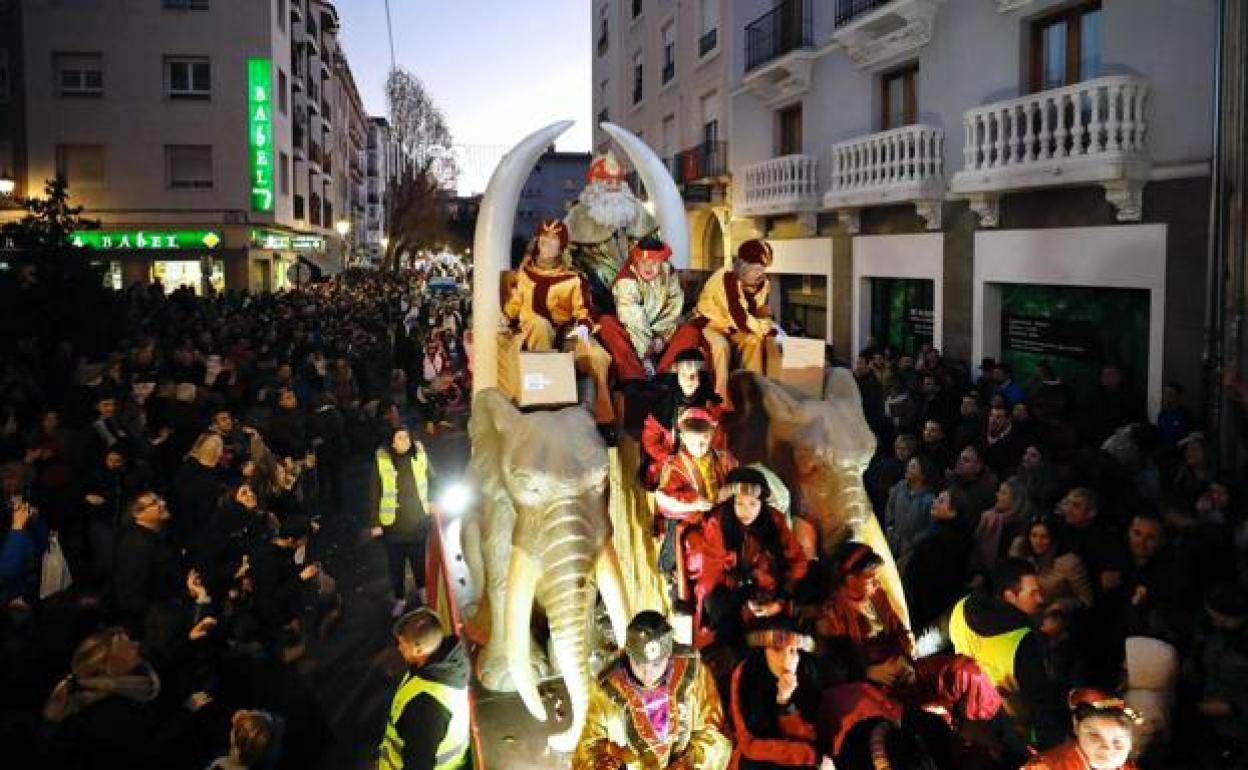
[[699, 211, 725, 270]]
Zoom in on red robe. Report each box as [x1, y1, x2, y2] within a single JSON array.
[[1023, 740, 1140, 770], [729, 658, 818, 769], [685, 505, 809, 619]]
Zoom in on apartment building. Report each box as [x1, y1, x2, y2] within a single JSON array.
[[600, 0, 1220, 417], [515, 149, 591, 259], [10, 0, 368, 292], [591, 0, 734, 270]]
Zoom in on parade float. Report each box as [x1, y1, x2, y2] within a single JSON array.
[[447, 120, 907, 767]]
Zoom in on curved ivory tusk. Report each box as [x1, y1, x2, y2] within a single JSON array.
[[504, 546, 546, 722], [472, 120, 574, 394], [600, 121, 690, 269]]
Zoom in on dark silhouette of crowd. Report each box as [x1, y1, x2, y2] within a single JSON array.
[[0, 266, 471, 770]]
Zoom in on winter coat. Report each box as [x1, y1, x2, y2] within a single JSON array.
[[883, 480, 934, 564], [171, 460, 223, 547], [112, 522, 185, 633], [1007, 539, 1095, 614]]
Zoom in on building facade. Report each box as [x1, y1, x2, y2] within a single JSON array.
[[7, 0, 370, 292], [591, 0, 734, 270], [597, 0, 1218, 418], [515, 148, 591, 254]]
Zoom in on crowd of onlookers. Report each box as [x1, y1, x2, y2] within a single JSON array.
[[851, 343, 1246, 768], [0, 266, 471, 770]]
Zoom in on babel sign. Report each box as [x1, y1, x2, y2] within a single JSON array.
[[248, 58, 276, 213], [70, 230, 222, 250]]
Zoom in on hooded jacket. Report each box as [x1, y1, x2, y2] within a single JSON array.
[[393, 636, 471, 770]]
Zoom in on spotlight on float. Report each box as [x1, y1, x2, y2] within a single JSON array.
[[437, 481, 473, 517]]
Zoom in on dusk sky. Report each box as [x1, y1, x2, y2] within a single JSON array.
[[337, 0, 593, 193]]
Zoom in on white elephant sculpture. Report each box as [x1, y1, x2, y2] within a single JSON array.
[[729, 369, 910, 626], [466, 388, 630, 752]]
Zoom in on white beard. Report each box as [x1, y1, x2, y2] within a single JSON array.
[[579, 182, 641, 230]]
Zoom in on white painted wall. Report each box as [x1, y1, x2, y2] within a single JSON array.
[[973, 224, 1167, 417], [765, 236, 834, 342], [851, 233, 944, 360]]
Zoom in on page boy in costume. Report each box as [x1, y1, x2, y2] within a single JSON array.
[[684, 468, 809, 651], [728, 622, 827, 770], [502, 218, 615, 428], [654, 408, 736, 604], [640, 349, 724, 489], [693, 239, 779, 408], [571, 611, 731, 770]]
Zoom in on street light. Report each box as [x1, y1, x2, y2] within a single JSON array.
[[335, 219, 351, 237], [0, 171, 14, 197], [335, 219, 351, 269]]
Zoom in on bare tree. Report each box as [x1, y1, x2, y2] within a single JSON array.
[[383, 68, 458, 269]]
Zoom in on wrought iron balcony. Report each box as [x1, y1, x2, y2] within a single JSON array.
[[835, 0, 895, 27], [699, 28, 718, 57], [672, 141, 729, 185], [745, 0, 812, 72]]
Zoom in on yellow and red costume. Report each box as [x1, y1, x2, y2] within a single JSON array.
[[597, 239, 703, 382], [693, 240, 779, 404], [571, 647, 732, 770], [502, 219, 615, 424]]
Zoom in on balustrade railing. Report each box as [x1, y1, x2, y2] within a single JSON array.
[[741, 154, 819, 212], [959, 75, 1149, 175], [829, 124, 943, 196]]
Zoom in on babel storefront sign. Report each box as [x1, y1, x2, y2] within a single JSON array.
[[70, 230, 222, 250], [248, 58, 276, 213], [1002, 314, 1101, 361]]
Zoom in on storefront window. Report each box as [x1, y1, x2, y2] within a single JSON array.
[[778, 274, 827, 340], [869, 278, 934, 355]]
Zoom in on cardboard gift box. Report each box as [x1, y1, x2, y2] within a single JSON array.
[[775, 336, 826, 398], [517, 351, 579, 408]]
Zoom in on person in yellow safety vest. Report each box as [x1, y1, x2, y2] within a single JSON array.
[[370, 426, 437, 619], [380, 608, 471, 770], [948, 556, 1066, 756]]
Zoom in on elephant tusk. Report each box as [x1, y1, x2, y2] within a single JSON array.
[[600, 121, 691, 269], [595, 541, 630, 648], [504, 546, 547, 722], [471, 121, 574, 393]]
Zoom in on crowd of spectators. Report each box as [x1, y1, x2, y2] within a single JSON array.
[[852, 342, 1247, 768], [0, 265, 471, 770]]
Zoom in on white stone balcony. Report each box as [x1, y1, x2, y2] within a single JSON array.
[[949, 75, 1152, 226], [823, 124, 945, 231], [832, 0, 945, 71], [737, 155, 821, 222]]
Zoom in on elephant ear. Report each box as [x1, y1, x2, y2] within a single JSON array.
[[469, 388, 518, 491], [826, 367, 865, 412], [755, 374, 809, 443]]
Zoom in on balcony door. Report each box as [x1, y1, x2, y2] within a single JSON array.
[[881, 64, 918, 130], [1030, 1, 1102, 92], [777, 103, 802, 156]]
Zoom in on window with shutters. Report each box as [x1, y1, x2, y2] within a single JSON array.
[[55, 52, 103, 97], [166, 145, 213, 189], [165, 57, 211, 99]]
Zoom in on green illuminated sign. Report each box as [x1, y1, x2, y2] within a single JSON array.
[[250, 229, 325, 251], [248, 58, 275, 213], [70, 230, 222, 250]]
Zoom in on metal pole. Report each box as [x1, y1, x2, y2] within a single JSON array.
[[1204, 0, 1228, 445], [384, 0, 396, 73]]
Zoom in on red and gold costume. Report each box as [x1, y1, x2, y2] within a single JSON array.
[[693, 240, 779, 404], [502, 219, 615, 424], [684, 504, 809, 642], [816, 548, 1001, 724], [728, 647, 820, 769], [571, 648, 732, 770], [597, 239, 703, 382], [1023, 740, 1139, 770]]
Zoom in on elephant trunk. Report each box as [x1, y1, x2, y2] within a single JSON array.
[[535, 499, 600, 753], [504, 545, 545, 722], [831, 463, 910, 628]]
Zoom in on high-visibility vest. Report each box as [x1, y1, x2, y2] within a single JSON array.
[[948, 595, 1029, 698], [376, 447, 430, 527], [378, 670, 469, 770]]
